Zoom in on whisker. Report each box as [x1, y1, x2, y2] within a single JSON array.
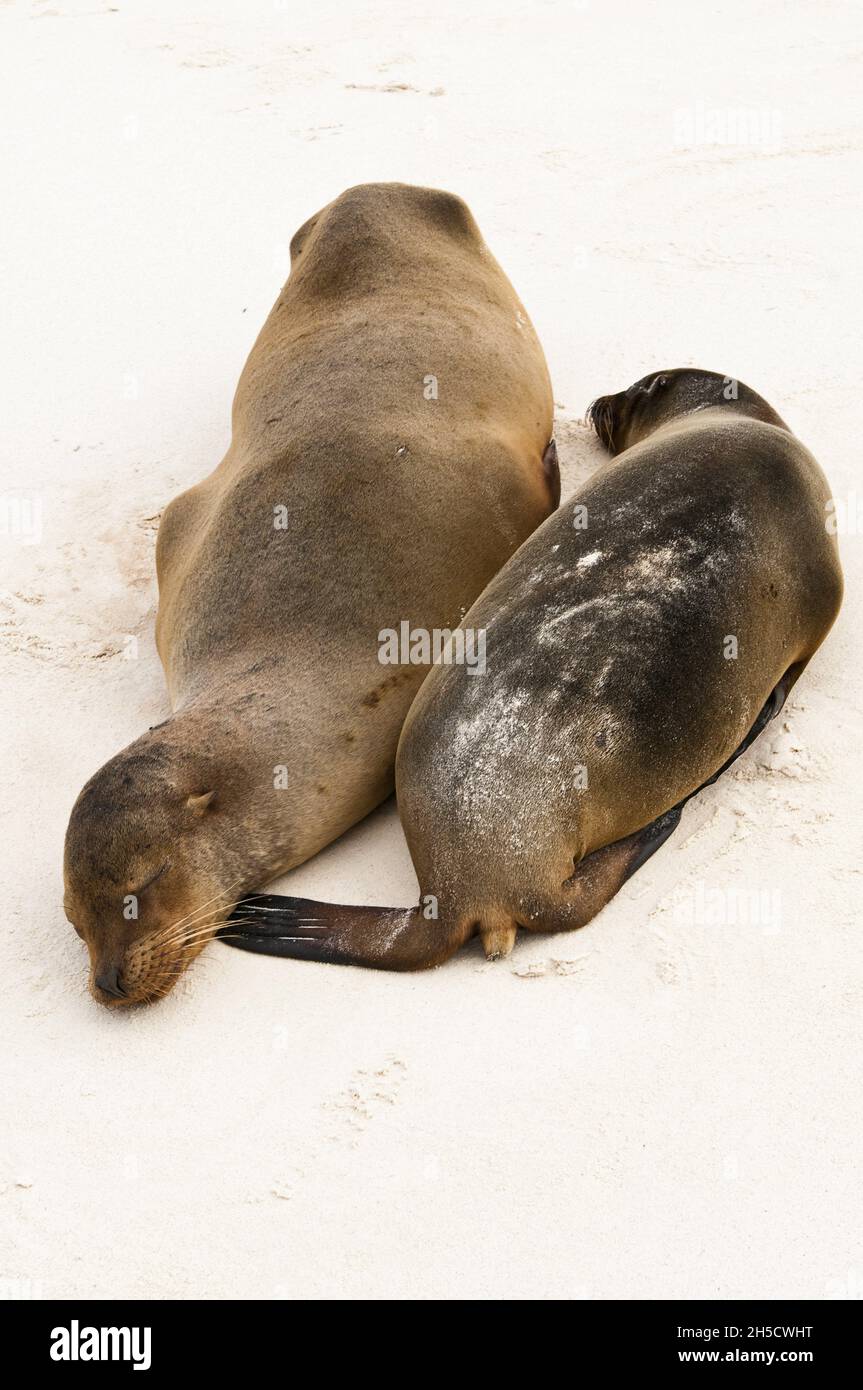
[[148, 911, 228, 949], [137, 926, 217, 960], [130, 916, 262, 981], [149, 876, 244, 943], [124, 880, 264, 999], [126, 927, 220, 981], [146, 895, 241, 951]]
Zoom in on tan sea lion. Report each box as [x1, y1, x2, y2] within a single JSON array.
[[225, 368, 843, 969], [63, 182, 556, 1005]]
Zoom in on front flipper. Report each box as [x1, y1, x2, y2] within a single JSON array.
[[220, 896, 374, 966], [218, 895, 343, 961], [221, 898, 471, 971]]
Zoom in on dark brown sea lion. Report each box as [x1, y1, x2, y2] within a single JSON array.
[[62, 182, 555, 1005], [225, 368, 842, 969]]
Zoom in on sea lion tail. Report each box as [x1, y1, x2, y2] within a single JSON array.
[[220, 895, 472, 971]]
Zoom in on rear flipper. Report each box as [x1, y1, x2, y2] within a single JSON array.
[[220, 896, 471, 971], [620, 806, 683, 884], [619, 660, 804, 887], [691, 660, 803, 796]]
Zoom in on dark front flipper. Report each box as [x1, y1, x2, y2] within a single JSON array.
[[219, 896, 369, 966], [221, 898, 471, 971], [226, 894, 330, 929]]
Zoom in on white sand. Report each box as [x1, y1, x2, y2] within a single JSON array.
[[1, 0, 860, 1300]]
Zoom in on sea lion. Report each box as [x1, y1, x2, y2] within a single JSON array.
[[224, 368, 843, 969], [63, 182, 556, 1006]]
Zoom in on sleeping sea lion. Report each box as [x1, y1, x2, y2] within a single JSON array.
[[224, 368, 842, 969], [63, 182, 555, 1004]]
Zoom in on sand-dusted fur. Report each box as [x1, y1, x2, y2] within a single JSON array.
[[63, 183, 555, 1005], [226, 369, 843, 970]]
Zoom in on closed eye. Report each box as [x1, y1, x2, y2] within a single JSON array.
[[135, 861, 171, 895]]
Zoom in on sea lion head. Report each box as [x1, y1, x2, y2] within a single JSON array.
[[587, 368, 781, 456], [63, 727, 235, 1008]]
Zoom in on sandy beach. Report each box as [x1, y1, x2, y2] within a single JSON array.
[[1, 0, 861, 1299]]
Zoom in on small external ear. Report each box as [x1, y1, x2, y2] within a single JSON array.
[[643, 374, 668, 398], [186, 790, 216, 817]]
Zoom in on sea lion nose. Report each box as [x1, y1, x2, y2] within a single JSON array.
[[95, 965, 126, 999]]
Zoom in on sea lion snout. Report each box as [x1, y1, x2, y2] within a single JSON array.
[[92, 962, 127, 1003], [80, 884, 228, 1009]]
